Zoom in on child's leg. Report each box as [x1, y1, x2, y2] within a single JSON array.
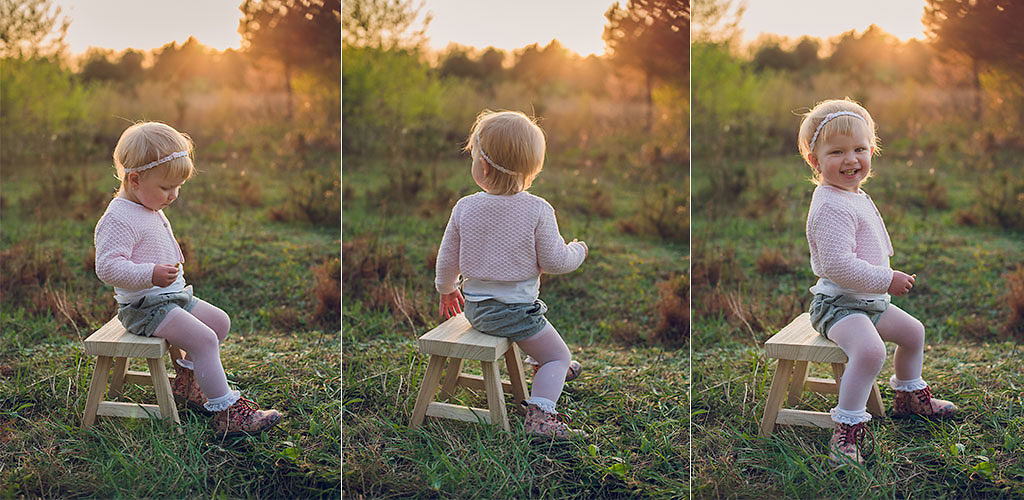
[[152, 307, 232, 400], [188, 299, 231, 343], [827, 314, 886, 421], [515, 323, 571, 413], [873, 304, 924, 385]]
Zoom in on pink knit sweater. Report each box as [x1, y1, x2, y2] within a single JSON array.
[[435, 191, 586, 294], [806, 185, 894, 294], [94, 197, 185, 292]]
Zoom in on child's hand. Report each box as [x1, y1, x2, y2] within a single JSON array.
[[439, 289, 465, 319], [573, 239, 588, 256], [152, 264, 179, 287], [888, 271, 916, 296]]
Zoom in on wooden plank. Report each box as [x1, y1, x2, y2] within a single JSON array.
[[764, 313, 848, 363], [439, 357, 463, 401], [148, 357, 179, 424], [456, 374, 512, 393], [866, 383, 885, 416], [409, 355, 448, 428], [82, 356, 113, 429], [482, 361, 509, 431], [787, 361, 810, 406], [84, 317, 167, 358], [759, 359, 794, 437], [418, 314, 507, 361], [806, 376, 839, 394], [776, 409, 835, 429], [425, 402, 491, 424], [96, 401, 163, 419], [505, 344, 529, 414], [108, 357, 129, 399]]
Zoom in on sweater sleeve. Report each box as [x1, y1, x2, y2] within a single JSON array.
[[434, 204, 461, 294], [808, 203, 893, 293], [535, 202, 586, 275], [95, 216, 156, 290]]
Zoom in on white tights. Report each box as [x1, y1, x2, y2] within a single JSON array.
[[827, 304, 926, 424], [151, 299, 232, 401], [515, 323, 571, 414]]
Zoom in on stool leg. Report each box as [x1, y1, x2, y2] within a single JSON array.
[[168, 345, 186, 382], [759, 359, 793, 437], [410, 355, 447, 429], [147, 357, 180, 425], [481, 360, 509, 431], [786, 361, 809, 406], [438, 357, 464, 401], [82, 356, 113, 429], [108, 357, 129, 399], [866, 382, 885, 416], [830, 363, 845, 390], [505, 344, 528, 414]]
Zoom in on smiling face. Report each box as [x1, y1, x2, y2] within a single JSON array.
[[124, 169, 186, 211], [810, 125, 873, 192]]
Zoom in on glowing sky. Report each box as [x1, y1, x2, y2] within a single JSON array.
[[422, 0, 613, 57], [57, 0, 243, 55], [738, 0, 929, 43]]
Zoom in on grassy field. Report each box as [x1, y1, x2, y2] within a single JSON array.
[[691, 150, 1024, 498], [342, 156, 688, 497], [0, 148, 342, 498]]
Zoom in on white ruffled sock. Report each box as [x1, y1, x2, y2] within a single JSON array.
[[889, 375, 928, 392], [204, 390, 240, 412], [830, 406, 872, 425]]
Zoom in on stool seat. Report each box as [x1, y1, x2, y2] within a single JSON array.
[[759, 313, 884, 437], [410, 313, 528, 431], [418, 313, 507, 362], [82, 317, 184, 429], [764, 314, 847, 363], [85, 317, 168, 358]]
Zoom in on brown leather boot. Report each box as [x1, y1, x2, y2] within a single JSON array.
[[892, 386, 957, 418], [212, 397, 282, 438], [171, 366, 211, 415]]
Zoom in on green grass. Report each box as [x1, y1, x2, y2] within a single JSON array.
[[342, 157, 688, 497], [1, 147, 341, 497], [691, 151, 1024, 498]]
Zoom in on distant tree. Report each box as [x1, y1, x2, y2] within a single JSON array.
[[79, 48, 120, 82], [751, 41, 797, 72], [691, 0, 742, 45], [478, 47, 505, 80], [603, 0, 688, 131], [793, 37, 820, 70], [923, 0, 1024, 119], [240, 0, 341, 120], [438, 46, 482, 80], [341, 0, 430, 50], [117, 49, 145, 83], [0, 0, 69, 58], [513, 40, 571, 96]]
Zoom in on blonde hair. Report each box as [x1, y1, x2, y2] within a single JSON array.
[[797, 98, 880, 184], [114, 122, 196, 187], [463, 110, 546, 195]]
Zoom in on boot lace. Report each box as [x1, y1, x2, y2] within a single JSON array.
[[914, 386, 933, 405], [837, 422, 874, 457]]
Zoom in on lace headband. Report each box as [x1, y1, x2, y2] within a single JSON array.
[[124, 150, 189, 174], [809, 111, 867, 152], [474, 130, 516, 175]]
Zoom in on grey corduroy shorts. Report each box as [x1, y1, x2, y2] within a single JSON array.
[[808, 293, 889, 339], [463, 298, 550, 342], [117, 285, 199, 337]]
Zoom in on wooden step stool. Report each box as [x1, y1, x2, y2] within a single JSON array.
[[409, 313, 529, 431], [759, 313, 885, 437], [82, 317, 186, 428]]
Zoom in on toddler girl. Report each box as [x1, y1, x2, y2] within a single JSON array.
[[435, 110, 587, 439], [799, 99, 957, 466], [94, 121, 281, 437]]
